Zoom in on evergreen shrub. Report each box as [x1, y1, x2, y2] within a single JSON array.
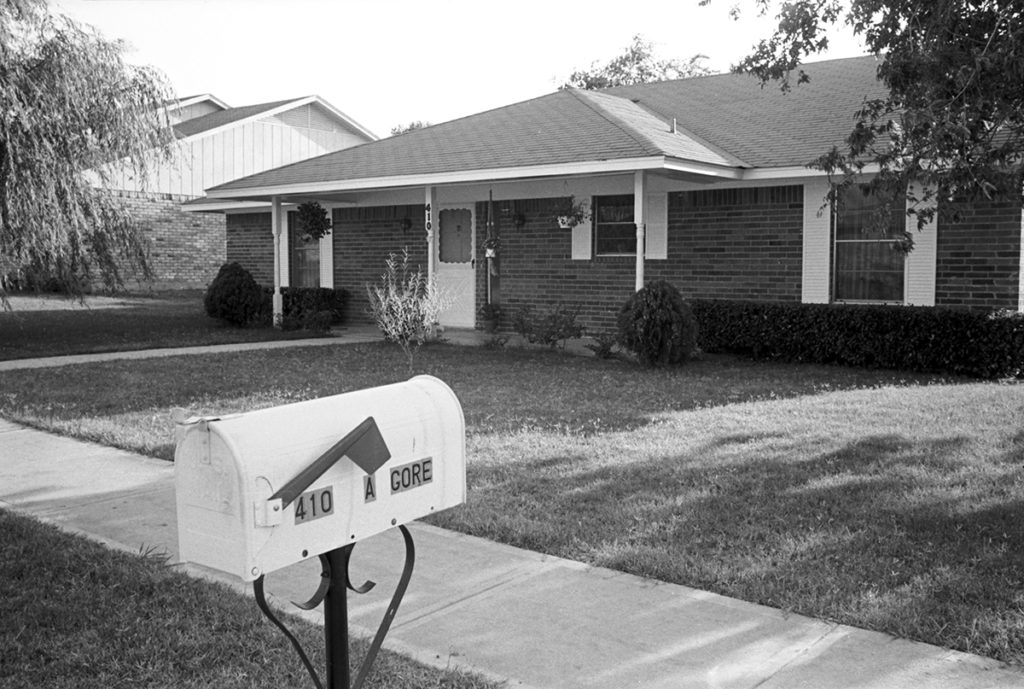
[[616, 280, 699, 366]]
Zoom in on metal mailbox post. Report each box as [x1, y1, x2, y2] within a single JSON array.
[[174, 375, 466, 689]]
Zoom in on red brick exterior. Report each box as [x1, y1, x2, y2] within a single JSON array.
[[223, 187, 1023, 332], [935, 200, 1022, 310], [333, 205, 428, 324], [491, 187, 804, 331], [225, 212, 275, 287], [117, 191, 226, 289]]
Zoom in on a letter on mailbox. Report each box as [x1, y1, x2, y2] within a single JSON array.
[[174, 375, 466, 581]]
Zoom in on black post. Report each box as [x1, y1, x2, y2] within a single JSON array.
[[324, 545, 353, 689]]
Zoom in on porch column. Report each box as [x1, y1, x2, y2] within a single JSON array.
[[634, 171, 646, 291], [271, 195, 284, 325], [425, 186, 436, 280]]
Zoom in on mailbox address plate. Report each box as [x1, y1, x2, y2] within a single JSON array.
[[294, 486, 334, 524]]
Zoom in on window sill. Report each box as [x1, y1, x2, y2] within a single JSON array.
[[833, 299, 907, 306]]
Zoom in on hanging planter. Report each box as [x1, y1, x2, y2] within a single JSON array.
[[296, 201, 332, 241], [554, 195, 590, 229], [484, 235, 500, 258]]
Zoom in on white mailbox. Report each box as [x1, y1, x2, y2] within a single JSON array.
[[174, 375, 465, 582]]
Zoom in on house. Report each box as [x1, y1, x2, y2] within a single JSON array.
[[107, 94, 376, 288], [200, 56, 1023, 330]]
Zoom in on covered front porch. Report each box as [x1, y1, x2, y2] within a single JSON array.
[[226, 162, 744, 330]]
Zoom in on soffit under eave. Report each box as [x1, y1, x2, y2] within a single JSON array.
[[207, 160, 747, 204]]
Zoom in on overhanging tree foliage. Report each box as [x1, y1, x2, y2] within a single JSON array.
[[390, 120, 431, 136], [711, 0, 1024, 243], [560, 34, 711, 90], [0, 0, 175, 299]]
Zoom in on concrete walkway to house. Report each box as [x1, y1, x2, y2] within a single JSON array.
[[2, 339, 1023, 687]]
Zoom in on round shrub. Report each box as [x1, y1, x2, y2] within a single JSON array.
[[204, 262, 265, 326], [617, 280, 699, 366]]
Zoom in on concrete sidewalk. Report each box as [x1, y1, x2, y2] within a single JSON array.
[[2, 420, 1023, 688], [0, 328, 383, 371]]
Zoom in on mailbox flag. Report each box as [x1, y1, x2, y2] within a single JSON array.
[[271, 417, 391, 508], [345, 417, 391, 475]]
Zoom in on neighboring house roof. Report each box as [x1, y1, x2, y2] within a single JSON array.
[[173, 98, 306, 138], [167, 94, 230, 110], [172, 95, 378, 142], [207, 55, 886, 198]]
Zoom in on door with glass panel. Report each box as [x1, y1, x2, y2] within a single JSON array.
[[435, 205, 475, 327]]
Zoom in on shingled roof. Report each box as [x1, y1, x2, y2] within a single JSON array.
[[209, 55, 885, 197]]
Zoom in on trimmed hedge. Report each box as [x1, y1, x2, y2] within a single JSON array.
[[691, 299, 1024, 379], [258, 286, 350, 329]]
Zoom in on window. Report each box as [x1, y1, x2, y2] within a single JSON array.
[[593, 195, 636, 256], [289, 211, 321, 288], [833, 186, 905, 302]]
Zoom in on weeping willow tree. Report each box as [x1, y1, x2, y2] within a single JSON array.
[[0, 0, 175, 301]]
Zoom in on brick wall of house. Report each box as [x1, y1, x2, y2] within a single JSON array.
[[935, 200, 1022, 310], [225, 212, 274, 286], [118, 191, 226, 289], [665, 186, 804, 301], [333, 205, 428, 324], [493, 186, 804, 332]]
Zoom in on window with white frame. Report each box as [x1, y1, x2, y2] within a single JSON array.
[[833, 186, 905, 302], [593, 195, 636, 256]]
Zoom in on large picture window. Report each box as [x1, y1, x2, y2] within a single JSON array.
[[593, 195, 636, 256], [833, 186, 905, 302]]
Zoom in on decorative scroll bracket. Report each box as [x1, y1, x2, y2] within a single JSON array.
[[253, 525, 416, 689]]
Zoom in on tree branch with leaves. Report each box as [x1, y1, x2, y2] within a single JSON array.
[[709, 0, 1024, 242], [560, 34, 712, 90]]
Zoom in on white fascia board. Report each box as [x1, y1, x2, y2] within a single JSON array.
[[662, 157, 745, 180], [741, 163, 882, 180], [207, 157, 742, 201], [309, 95, 379, 141], [164, 94, 230, 114], [180, 200, 273, 213]]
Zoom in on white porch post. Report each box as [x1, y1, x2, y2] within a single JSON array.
[[271, 196, 284, 325], [425, 186, 436, 280], [634, 171, 646, 291]]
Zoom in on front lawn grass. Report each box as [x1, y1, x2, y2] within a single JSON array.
[[2, 343, 1022, 664], [0, 291, 323, 361], [0, 509, 499, 689]]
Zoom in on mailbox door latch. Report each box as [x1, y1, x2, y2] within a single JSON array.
[[255, 498, 284, 527]]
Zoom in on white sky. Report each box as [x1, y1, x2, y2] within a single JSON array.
[[56, 0, 867, 138]]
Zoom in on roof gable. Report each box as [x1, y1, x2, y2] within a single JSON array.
[[606, 55, 886, 168], [173, 98, 300, 138], [171, 96, 377, 142]]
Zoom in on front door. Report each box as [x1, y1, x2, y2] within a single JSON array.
[[435, 205, 475, 327]]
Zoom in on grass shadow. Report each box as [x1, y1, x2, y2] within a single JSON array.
[[431, 430, 1024, 664]]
